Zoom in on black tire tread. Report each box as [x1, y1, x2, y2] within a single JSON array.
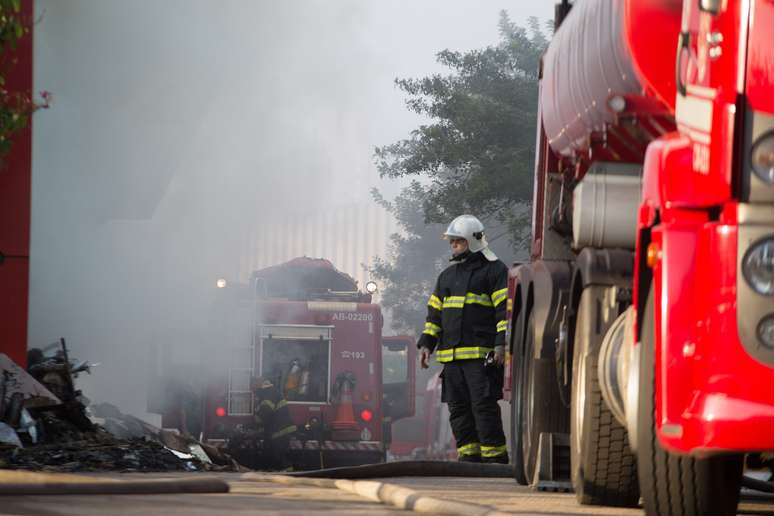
[[571, 287, 639, 507], [510, 306, 528, 485], [637, 287, 743, 516]]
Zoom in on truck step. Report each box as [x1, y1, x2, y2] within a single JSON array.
[[532, 432, 573, 493]]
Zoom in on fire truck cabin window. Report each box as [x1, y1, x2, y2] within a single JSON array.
[[260, 338, 329, 403]]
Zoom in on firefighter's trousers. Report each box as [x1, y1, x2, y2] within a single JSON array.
[[441, 358, 507, 461]]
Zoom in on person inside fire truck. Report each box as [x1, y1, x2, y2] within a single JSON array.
[[417, 214, 509, 464], [253, 376, 298, 470]]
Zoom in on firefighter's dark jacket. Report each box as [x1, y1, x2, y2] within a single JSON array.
[[418, 251, 508, 362], [255, 384, 297, 440]]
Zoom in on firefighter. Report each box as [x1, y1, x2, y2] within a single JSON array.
[[254, 377, 298, 470], [418, 214, 509, 464]]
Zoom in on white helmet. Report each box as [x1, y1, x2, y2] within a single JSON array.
[[443, 214, 498, 261]]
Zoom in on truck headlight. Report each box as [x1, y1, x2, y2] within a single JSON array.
[[758, 316, 774, 348], [743, 238, 774, 296], [751, 132, 774, 184]]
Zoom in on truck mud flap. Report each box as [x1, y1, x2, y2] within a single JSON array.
[[532, 432, 572, 493], [288, 440, 385, 470]]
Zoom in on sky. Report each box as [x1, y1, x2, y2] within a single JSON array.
[[29, 0, 554, 418]]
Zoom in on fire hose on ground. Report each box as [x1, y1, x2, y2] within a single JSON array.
[[742, 474, 774, 493], [0, 470, 229, 495], [282, 460, 774, 494], [248, 461, 774, 516], [283, 460, 512, 479], [244, 461, 516, 516]]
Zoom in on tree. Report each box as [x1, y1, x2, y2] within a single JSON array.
[[0, 0, 48, 164], [375, 12, 547, 234], [371, 12, 548, 334], [370, 182, 447, 335]]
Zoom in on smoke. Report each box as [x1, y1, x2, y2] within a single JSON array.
[[28, 1, 553, 420]]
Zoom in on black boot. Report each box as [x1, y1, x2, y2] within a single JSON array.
[[481, 454, 509, 464], [458, 454, 482, 463]]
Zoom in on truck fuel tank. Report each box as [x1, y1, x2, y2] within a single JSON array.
[[572, 162, 641, 250]]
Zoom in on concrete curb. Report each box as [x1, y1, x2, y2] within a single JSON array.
[[242, 473, 512, 516]]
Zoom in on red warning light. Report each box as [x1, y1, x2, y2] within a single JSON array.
[[360, 409, 373, 422], [215, 406, 226, 417]]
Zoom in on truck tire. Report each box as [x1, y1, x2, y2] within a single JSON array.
[[570, 286, 639, 507], [520, 309, 569, 484], [637, 287, 743, 516], [509, 307, 528, 485]]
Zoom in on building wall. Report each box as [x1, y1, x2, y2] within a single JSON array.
[[242, 202, 399, 293]]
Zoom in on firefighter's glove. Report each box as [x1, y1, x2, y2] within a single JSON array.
[[420, 348, 431, 369], [493, 345, 505, 367]]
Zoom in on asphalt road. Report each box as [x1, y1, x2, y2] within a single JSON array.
[[387, 477, 774, 515], [1, 472, 773, 515]]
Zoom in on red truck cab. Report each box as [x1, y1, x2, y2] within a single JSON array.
[[506, 1, 774, 513], [150, 258, 415, 469]]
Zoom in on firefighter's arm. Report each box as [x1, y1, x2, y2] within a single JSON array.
[[417, 277, 443, 355], [490, 263, 509, 365], [256, 391, 276, 423]]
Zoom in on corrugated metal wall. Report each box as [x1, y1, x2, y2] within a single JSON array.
[[241, 203, 399, 292]]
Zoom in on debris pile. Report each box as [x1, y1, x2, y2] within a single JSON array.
[[88, 401, 239, 471], [0, 341, 242, 473], [1, 436, 191, 472]]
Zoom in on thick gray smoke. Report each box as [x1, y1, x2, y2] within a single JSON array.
[[28, 1, 552, 420]]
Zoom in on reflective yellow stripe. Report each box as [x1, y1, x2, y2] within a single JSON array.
[[480, 444, 507, 457], [260, 399, 276, 410], [443, 293, 494, 309], [423, 321, 441, 337], [428, 295, 442, 311], [457, 442, 481, 456], [491, 288, 508, 307], [455, 346, 492, 356], [465, 292, 493, 307], [443, 296, 465, 309], [276, 399, 287, 409], [496, 320, 507, 332], [452, 353, 489, 360], [434, 346, 493, 362], [271, 424, 297, 440], [507, 298, 513, 312]]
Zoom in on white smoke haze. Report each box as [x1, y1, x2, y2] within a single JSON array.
[[28, 1, 553, 420]]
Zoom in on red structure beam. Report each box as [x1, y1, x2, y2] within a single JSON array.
[[0, 0, 33, 367]]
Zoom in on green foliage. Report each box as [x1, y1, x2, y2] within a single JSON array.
[[0, 1, 24, 54], [0, 0, 47, 163], [370, 183, 448, 335], [374, 11, 548, 229], [371, 12, 548, 334]]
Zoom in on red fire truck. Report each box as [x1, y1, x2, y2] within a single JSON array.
[[505, 1, 774, 514], [155, 257, 415, 469], [388, 370, 456, 461]]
